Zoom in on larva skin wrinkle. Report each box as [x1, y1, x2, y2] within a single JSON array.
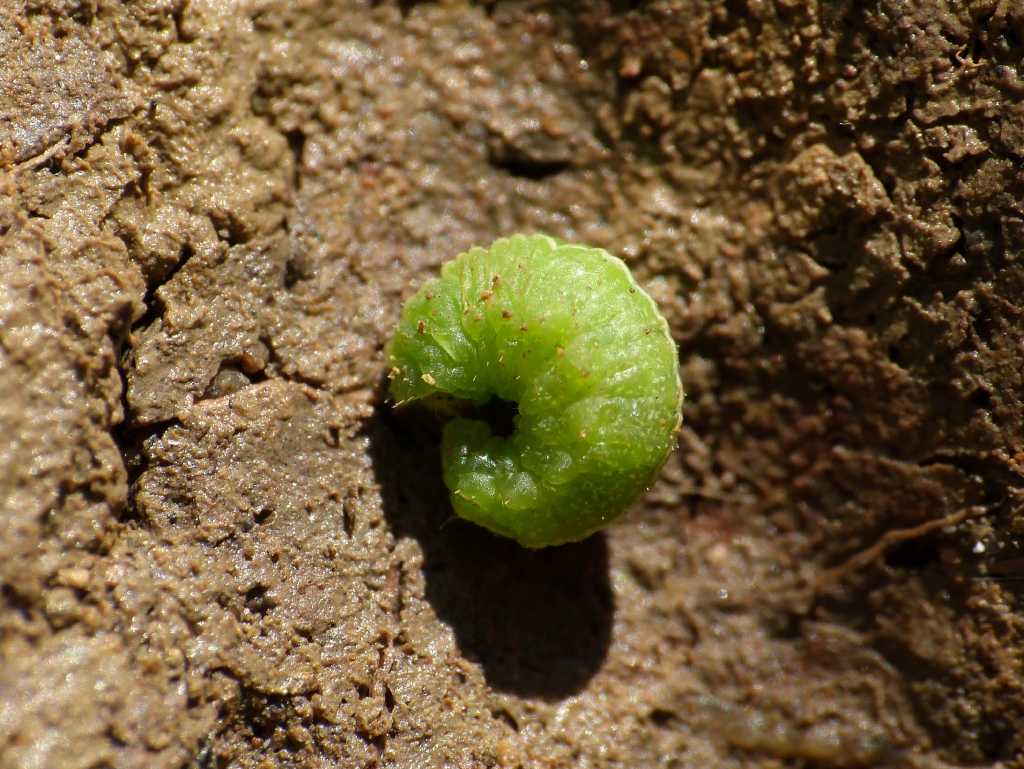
[[387, 234, 683, 547]]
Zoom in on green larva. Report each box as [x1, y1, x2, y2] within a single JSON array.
[[386, 234, 682, 548]]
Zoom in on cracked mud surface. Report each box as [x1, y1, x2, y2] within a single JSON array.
[[2, 2, 1024, 767]]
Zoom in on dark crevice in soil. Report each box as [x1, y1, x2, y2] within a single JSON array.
[[134, 242, 195, 325], [490, 706, 519, 731], [488, 151, 571, 180], [285, 128, 305, 191], [883, 535, 941, 572], [113, 417, 181, 515]]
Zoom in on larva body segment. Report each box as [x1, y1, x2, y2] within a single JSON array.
[[386, 234, 683, 547]]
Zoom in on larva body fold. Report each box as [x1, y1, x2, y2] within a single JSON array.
[[386, 234, 682, 547]]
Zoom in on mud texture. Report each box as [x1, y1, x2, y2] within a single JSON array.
[[2, 1, 1024, 768]]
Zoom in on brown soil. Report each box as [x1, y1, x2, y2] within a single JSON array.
[[3, 1, 1024, 768]]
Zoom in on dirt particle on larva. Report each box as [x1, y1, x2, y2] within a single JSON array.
[[502, 309, 513, 319], [644, 328, 652, 335], [480, 290, 493, 301], [422, 373, 437, 386], [629, 287, 636, 294], [417, 320, 426, 334]]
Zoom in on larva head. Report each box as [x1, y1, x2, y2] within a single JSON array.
[[386, 234, 683, 547]]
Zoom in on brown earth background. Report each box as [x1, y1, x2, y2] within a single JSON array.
[[2, 1, 1024, 767]]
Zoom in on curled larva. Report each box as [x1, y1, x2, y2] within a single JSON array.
[[386, 234, 683, 548]]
